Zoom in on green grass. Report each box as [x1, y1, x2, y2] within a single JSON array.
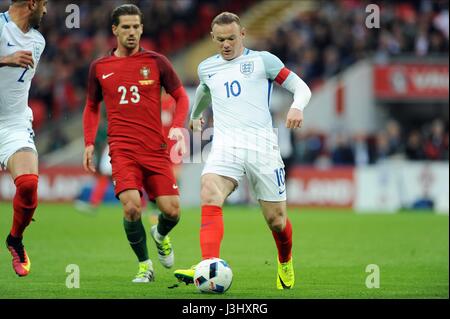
[[0, 203, 448, 298]]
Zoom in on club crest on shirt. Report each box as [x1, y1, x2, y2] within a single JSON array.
[[139, 66, 154, 85], [140, 66, 150, 78], [240, 61, 254, 75]]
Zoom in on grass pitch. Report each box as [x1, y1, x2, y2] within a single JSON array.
[[0, 203, 448, 299]]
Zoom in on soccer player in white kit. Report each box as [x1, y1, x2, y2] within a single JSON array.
[[0, 0, 47, 277], [174, 12, 311, 289]]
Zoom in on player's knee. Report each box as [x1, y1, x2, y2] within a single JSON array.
[[269, 218, 286, 233], [160, 200, 180, 220], [123, 201, 142, 221], [14, 174, 38, 209], [200, 180, 223, 206], [267, 211, 286, 232]]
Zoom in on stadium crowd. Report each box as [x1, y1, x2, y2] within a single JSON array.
[[254, 0, 449, 167], [256, 0, 449, 88], [288, 118, 449, 169], [0, 0, 256, 131], [0, 0, 448, 166]]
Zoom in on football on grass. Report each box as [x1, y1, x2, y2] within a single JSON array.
[[194, 258, 233, 293]]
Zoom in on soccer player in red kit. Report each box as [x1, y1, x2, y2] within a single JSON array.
[[82, 4, 189, 283]]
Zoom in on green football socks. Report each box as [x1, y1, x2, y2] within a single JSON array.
[[123, 218, 149, 262], [157, 213, 179, 237]]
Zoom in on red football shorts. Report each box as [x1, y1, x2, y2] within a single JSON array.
[[110, 150, 179, 201]]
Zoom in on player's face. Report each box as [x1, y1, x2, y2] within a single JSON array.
[[29, 0, 47, 29], [211, 22, 245, 61], [112, 15, 143, 51]]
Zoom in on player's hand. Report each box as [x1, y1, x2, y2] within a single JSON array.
[[168, 127, 187, 156], [286, 108, 304, 129], [189, 118, 204, 132], [0, 51, 34, 69], [83, 145, 96, 174]]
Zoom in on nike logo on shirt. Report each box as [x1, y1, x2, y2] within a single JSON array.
[[207, 73, 217, 78], [7, 42, 15, 47], [102, 73, 114, 79]]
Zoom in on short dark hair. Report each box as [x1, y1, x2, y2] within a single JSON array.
[[111, 4, 143, 26], [211, 12, 241, 30], [11, 0, 30, 4]]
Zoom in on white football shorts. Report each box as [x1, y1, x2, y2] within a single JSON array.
[[0, 117, 37, 170], [202, 145, 287, 202]]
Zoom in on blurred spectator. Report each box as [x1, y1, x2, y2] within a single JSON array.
[[46, 126, 69, 153], [405, 130, 426, 160], [385, 119, 404, 156], [323, 46, 341, 78], [330, 133, 355, 166], [293, 129, 326, 165], [423, 119, 448, 160], [353, 133, 370, 166], [375, 132, 391, 162]]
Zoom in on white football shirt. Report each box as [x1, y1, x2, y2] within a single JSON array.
[[198, 48, 285, 152], [0, 11, 45, 122]]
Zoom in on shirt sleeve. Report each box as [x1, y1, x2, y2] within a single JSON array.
[[190, 83, 211, 120], [83, 61, 103, 146], [260, 51, 286, 81], [261, 51, 311, 111], [190, 62, 211, 120], [0, 13, 7, 38], [197, 61, 206, 83], [169, 86, 189, 128], [156, 54, 182, 95], [86, 60, 103, 104]]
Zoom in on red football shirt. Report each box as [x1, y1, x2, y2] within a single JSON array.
[[161, 92, 189, 157], [161, 92, 175, 138], [84, 49, 185, 155]]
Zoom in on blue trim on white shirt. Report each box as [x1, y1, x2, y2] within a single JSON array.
[[267, 79, 273, 107], [3, 12, 9, 23]]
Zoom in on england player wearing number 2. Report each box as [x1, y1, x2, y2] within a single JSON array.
[[0, 0, 47, 277], [82, 4, 189, 283]]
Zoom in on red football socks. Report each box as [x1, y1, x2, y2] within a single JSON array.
[[10, 174, 38, 239], [200, 205, 224, 260], [272, 218, 293, 263]]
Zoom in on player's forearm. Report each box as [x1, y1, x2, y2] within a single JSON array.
[[82, 100, 101, 146], [170, 86, 190, 127], [281, 72, 312, 111], [190, 83, 211, 120], [0, 55, 8, 67]]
